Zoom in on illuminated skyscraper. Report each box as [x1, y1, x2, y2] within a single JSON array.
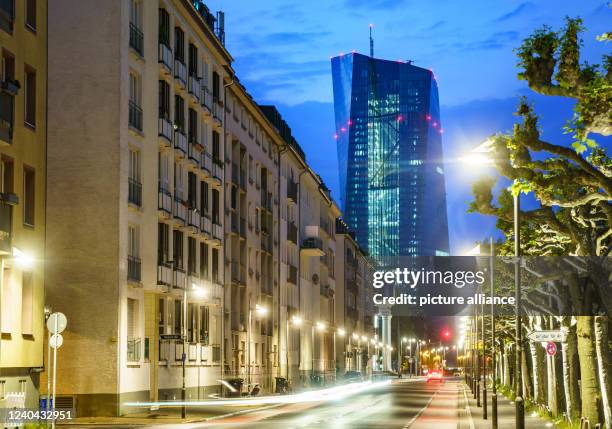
[[331, 52, 449, 259]]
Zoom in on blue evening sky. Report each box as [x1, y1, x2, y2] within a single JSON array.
[[207, 0, 610, 253]]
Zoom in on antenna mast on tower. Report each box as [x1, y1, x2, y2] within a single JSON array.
[[369, 24, 374, 57]]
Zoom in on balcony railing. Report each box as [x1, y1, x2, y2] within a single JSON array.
[[158, 187, 172, 214], [188, 75, 201, 101], [173, 198, 187, 223], [157, 262, 172, 286], [287, 264, 297, 285], [230, 212, 238, 234], [174, 130, 187, 156], [239, 217, 246, 239], [129, 101, 143, 132], [174, 60, 187, 87], [128, 178, 142, 207], [239, 170, 246, 190], [301, 237, 324, 253], [287, 221, 298, 244], [128, 255, 142, 282], [231, 261, 241, 284], [127, 337, 141, 362], [200, 213, 211, 234], [201, 152, 212, 174], [231, 163, 238, 184], [212, 223, 222, 241], [212, 160, 223, 182], [173, 267, 186, 289], [287, 180, 298, 202], [188, 140, 200, 166], [158, 116, 173, 142], [187, 207, 200, 230], [212, 99, 222, 123], [201, 87, 213, 113], [158, 43, 173, 73], [129, 23, 144, 57]]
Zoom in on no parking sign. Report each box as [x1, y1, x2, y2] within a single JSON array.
[[546, 341, 557, 356]]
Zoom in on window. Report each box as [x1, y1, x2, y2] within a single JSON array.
[[129, 0, 142, 29], [199, 242, 208, 278], [158, 80, 170, 120], [129, 73, 142, 131], [211, 247, 219, 283], [174, 161, 184, 199], [21, 272, 33, 335], [173, 299, 182, 335], [129, 149, 140, 182], [127, 298, 140, 362], [174, 95, 185, 132], [212, 130, 220, 161], [188, 108, 197, 143], [188, 43, 198, 77], [187, 237, 196, 275], [158, 152, 170, 191], [187, 172, 197, 208], [24, 67, 36, 127], [25, 0, 36, 30], [0, 156, 14, 194], [200, 181, 208, 214], [158, 298, 165, 335], [188, 303, 196, 343], [158, 9, 170, 46], [128, 225, 139, 258], [211, 188, 219, 224], [23, 167, 35, 226], [173, 230, 183, 269], [212, 71, 220, 99], [174, 27, 184, 63], [158, 222, 169, 264], [199, 306, 209, 345]]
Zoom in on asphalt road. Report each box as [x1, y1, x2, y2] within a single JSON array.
[[199, 378, 462, 429]]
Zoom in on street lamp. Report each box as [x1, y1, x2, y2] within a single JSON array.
[[248, 303, 268, 391], [286, 315, 302, 379], [461, 143, 519, 429], [312, 321, 326, 380]]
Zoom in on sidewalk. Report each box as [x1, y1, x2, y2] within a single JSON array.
[[57, 403, 283, 426], [459, 384, 552, 428]]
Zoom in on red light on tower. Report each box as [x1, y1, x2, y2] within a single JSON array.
[[442, 329, 451, 340]]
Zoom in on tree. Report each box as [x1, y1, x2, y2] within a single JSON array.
[[468, 16, 611, 427]]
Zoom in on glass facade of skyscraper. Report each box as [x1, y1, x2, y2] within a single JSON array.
[[331, 53, 449, 259]]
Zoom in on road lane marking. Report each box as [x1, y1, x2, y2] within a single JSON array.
[[462, 387, 476, 429], [402, 386, 440, 429]]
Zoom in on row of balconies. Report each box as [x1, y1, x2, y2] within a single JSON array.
[[157, 261, 222, 291]]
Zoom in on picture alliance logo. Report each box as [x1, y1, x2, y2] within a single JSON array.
[[372, 268, 487, 289]]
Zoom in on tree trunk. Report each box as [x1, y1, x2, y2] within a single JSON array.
[[547, 352, 560, 417], [530, 340, 546, 404], [561, 317, 581, 421], [504, 343, 511, 388], [577, 315, 602, 426], [522, 339, 532, 400], [595, 316, 612, 429]]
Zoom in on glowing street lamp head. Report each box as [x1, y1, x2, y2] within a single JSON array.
[[361, 335, 368, 342], [352, 333, 359, 340], [338, 328, 346, 337], [12, 247, 34, 269], [402, 337, 407, 343], [191, 284, 207, 299], [255, 304, 268, 316], [291, 316, 302, 326], [316, 321, 326, 331], [370, 338, 376, 344]]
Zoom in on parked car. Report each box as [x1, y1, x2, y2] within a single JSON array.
[[342, 371, 363, 383]]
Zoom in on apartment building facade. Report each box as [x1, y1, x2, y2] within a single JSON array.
[[46, 0, 228, 416], [0, 0, 46, 409], [43, 0, 378, 417]]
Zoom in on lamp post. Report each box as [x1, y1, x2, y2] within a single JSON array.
[[461, 142, 523, 429], [490, 237, 498, 428], [286, 316, 302, 380], [248, 302, 267, 391]]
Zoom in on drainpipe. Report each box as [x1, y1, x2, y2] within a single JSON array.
[[220, 70, 234, 391], [276, 145, 287, 378]]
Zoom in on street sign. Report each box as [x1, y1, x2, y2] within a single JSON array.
[[546, 341, 557, 356], [160, 334, 182, 340], [50, 333, 63, 349], [527, 330, 566, 343], [46, 312, 67, 334]]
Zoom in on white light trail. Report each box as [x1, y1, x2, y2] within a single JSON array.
[[123, 380, 391, 408]]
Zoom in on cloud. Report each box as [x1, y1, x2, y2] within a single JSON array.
[[263, 31, 332, 45], [343, 0, 408, 10], [494, 2, 534, 22], [443, 30, 520, 52]]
